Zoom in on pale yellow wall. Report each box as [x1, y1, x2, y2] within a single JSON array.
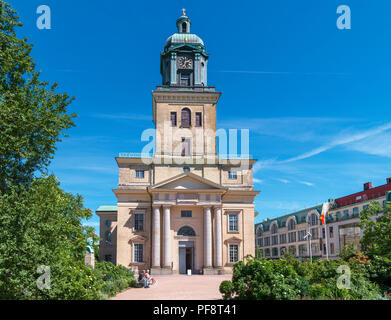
[[154, 102, 217, 156]]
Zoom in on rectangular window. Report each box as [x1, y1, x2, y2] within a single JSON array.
[[279, 234, 287, 244], [322, 228, 325, 239], [323, 244, 327, 255], [181, 210, 192, 218], [298, 230, 306, 241], [299, 244, 307, 256], [134, 214, 144, 231], [195, 112, 202, 127], [180, 74, 190, 86], [329, 226, 334, 238], [170, 112, 177, 126], [104, 254, 112, 262], [272, 235, 278, 245], [288, 232, 296, 243], [229, 244, 239, 263], [353, 207, 359, 216], [135, 170, 144, 179], [312, 243, 319, 253], [330, 243, 335, 254], [134, 244, 143, 263], [343, 209, 349, 219], [228, 214, 238, 232], [256, 238, 263, 247], [181, 138, 191, 156], [228, 171, 237, 180], [272, 247, 278, 257], [311, 228, 319, 240], [363, 204, 369, 210], [264, 237, 270, 246]]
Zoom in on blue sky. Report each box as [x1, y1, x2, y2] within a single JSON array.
[[10, 0, 391, 233]]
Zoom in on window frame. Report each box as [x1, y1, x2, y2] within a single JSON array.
[[135, 169, 145, 179], [228, 213, 239, 232], [134, 213, 144, 231], [133, 243, 144, 263], [170, 111, 177, 126], [181, 210, 192, 218], [228, 170, 237, 180], [228, 244, 239, 263]]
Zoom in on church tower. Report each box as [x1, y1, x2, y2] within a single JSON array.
[[153, 9, 220, 160], [97, 10, 259, 275]]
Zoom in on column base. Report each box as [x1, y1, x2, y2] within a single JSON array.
[[203, 267, 224, 275]]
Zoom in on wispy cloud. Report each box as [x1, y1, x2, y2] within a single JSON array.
[[298, 181, 315, 187], [276, 178, 290, 184], [282, 122, 391, 163], [253, 178, 263, 184]]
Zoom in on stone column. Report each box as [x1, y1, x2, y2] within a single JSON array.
[[163, 206, 171, 268], [204, 206, 212, 268], [152, 205, 161, 268], [214, 207, 223, 268]]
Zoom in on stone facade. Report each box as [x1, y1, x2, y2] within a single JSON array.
[[96, 12, 259, 275]]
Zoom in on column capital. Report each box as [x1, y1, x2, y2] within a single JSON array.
[[203, 206, 212, 211], [152, 204, 161, 209], [163, 205, 171, 210]]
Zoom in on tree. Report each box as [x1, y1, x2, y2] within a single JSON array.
[[359, 201, 391, 259], [0, 0, 76, 192], [0, 176, 103, 299]]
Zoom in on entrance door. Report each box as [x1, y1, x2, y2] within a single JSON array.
[[179, 241, 194, 274]]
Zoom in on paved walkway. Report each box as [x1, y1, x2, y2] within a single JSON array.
[[111, 274, 232, 300]]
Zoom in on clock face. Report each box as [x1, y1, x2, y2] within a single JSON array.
[[178, 56, 193, 69]]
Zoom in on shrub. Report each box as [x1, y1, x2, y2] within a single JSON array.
[[219, 280, 234, 300], [94, 262, 140, 298]]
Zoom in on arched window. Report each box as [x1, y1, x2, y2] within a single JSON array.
[[105, 231, 112, 244], [310, 213, 318, 226], [182, 22, 187, 33], [183, 166, 190, 172], [271, 223, 278, 234], [181, 108, 191, 127], [177, 226, 196, 236], [288, 218, 296, 231]]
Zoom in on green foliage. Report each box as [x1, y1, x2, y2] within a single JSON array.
[[0, 0, 76, 192], [219, 280, 234, 300], [225, 255, 309, 300], [94, 261, 141, 298], [221, 253, 387, 300], [0, 176, 102, 299], [359, 201, 391, 258]]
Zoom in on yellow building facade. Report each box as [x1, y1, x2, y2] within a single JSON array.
[[97, 12, 259, 275]]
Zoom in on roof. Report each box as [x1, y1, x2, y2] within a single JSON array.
[[255, 204, 322, 231], [166, 33, 204, 46], [96, 205, 117, 212], [335, 182, 391, 208]]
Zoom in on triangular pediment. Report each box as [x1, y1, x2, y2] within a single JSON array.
[[150, 172, 225, 191]]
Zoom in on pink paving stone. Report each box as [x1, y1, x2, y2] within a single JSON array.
[[111, 274, 232, 300]]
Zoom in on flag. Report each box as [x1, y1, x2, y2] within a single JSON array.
[[320, 202, 329, 225]]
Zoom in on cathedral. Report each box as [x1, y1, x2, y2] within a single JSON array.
[[97, 11, 259, 275]]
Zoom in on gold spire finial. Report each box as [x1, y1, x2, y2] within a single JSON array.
[[182, 8, 186, 16]]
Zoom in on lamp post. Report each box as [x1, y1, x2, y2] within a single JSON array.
[[304, 223, 312, 263]]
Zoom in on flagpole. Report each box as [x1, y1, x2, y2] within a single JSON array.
[[322, 202, 329, 260]]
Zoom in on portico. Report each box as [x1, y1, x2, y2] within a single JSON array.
[[148, 172, 226, 274]]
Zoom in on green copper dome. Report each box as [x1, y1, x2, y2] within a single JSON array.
[[164, 12, 206, 52], [165, 33, 204, 47]]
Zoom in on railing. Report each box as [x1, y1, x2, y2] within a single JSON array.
[[118, 152, 253, 159]]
